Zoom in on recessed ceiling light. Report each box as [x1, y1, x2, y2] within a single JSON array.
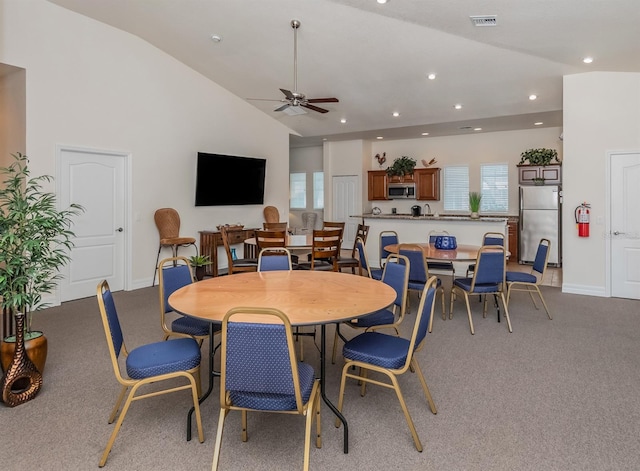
[[377, 0, 388, 4], [474, 127, 482, 131], [421, 132, 429, 136], [376, 136, 384, 140], [340, 118, 347, 124], [210, 34, 223, 43], [583, 56, 593, 64], [392, 112, 400, 117], [427, 73, 436, 80], [454, 104, 463, 110], [529, 94, 537, 100], [534, 122, 543, 126]]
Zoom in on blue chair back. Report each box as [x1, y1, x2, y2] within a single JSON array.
[[355, 237, 370, 272], [259, 255, 290, 271], [100, 285, 124, 359], [484, 236, 504, 246], [399, 246, 428, 283], [380, 231, 399, 261], [533, 239, 550, 274], [415, 286, 437, 349], [474, 248, 505, 285], [226, 322, 294, 395], [382, 255, 409, 308], [161, 263, 193, 313]]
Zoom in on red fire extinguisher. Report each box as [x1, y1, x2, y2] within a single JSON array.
[[575, 202, 590, 237]]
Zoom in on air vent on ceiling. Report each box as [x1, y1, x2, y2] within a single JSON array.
[[470, 15, 497, 27]]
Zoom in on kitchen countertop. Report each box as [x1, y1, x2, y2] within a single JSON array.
[[361, 213, 510, 222]]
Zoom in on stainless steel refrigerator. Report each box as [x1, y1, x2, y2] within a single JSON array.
[[519, 185, 562, 267]]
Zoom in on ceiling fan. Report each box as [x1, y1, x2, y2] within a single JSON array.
[[249, 19, 339, 115]]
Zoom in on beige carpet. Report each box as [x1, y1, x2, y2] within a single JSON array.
[[1, 282, 639, 470]]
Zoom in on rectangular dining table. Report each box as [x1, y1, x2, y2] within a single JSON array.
[[168, 269, 395, 453]]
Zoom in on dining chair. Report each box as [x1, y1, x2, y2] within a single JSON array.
[[152, 208, 197, 286], [262, 221, 288, 231], [263, 205, 280, 223], [337, 223, 370, 273], [427, 230, 455, 277], [95, 280, 204, 467], [450, 245, 512, 334], [220, 226, 258, 275], [335, 276, 438, 452], [466, 232, 505, 277], [257, 247, 293, 271], [332, 253, 409, 363], [255, 229, 299, 266], [211, 307, 321, 471], [506, 238, 552, 319], [297, 228, 342, 271], [379, 230, 399, 269], [353, 236, 383, 280], [398, 244, 446, 332], [157, 256, 213, 346], [301, 212, 318, 232]]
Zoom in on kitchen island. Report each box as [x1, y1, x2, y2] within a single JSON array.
[[360, 213, 509, 271]]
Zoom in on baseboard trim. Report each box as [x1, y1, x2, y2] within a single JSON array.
[[562, 283, 607, 297]]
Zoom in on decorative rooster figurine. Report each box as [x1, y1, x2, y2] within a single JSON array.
[[375, 152, 387, 167], [421, 158, 437, 167]]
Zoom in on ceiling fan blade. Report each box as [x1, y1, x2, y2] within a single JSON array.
[[274, 103, 291, 112], [301, 104, 329, 114], [280, 88, 295, 100], [307, 97, 339, 103]]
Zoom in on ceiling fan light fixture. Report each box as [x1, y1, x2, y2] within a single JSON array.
[[281, 105, 307, 116]]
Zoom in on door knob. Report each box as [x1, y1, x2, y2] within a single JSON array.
[[613, 231, 625, 235], [116, 227, 124, 232]]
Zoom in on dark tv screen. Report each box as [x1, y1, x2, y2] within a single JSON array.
[[195, 153, 266, 206]]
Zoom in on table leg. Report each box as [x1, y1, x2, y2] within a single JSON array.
[[320, 324, 349, 454], [187, 323, 219, 441]]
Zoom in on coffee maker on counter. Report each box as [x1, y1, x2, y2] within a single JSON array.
[[411, 205, 421, 217]]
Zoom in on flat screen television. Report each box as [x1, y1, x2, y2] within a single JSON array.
[[195, 152, 266, 206]]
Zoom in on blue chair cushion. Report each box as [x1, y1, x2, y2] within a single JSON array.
[[351, 308, 395, 328], [370, 268, 383, 280], [453, 277, 500, 294], [171, 315, 215, 337], [343, 332, 410, 370], [126, 337, 201, 379], [229, 362, 316, 411], [506, 271, 537, 283], [408, 278, 441, 291]]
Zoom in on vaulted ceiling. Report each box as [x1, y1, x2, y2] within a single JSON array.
[[48, 0, 640, 146]]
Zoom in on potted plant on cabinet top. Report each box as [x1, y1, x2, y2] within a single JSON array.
[[386, 156, 417, 181], [0, 153, 82, 406], [469, 192, 482, 219], [519, 148, 560, 166], [188, 254, 212, 281]]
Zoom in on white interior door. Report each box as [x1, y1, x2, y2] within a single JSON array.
[[58, 146, 128, 301], [332, 175, 359, 251], [610, 152, 640, 299]]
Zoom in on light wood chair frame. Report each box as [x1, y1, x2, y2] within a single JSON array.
[[212, 307, 321, 471], [466, 231, 505, 277], [506, 238, 552, 319], [96, 280, 204, 468]]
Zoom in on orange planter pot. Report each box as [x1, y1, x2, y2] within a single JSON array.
[[1, 332, 48, 374]]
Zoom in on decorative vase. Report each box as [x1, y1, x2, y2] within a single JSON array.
[[1, 312, 43, 406], [1, 331, 48, 374], [194, 266, 206, 281], [470, 212, 480, 219]]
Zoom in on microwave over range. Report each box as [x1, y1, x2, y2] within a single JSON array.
[[387, 182, 416, 199]]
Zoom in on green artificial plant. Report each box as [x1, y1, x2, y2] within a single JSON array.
[[386, 156, 417, 177], [519, 148, 560, 166], [188, 255, 212, 267], [469, 192, 482, 213], [0, 153, 82, 337]]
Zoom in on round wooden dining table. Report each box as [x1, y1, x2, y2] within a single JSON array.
[[169, 270, 395, 453]]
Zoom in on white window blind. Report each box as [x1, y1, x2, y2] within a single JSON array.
[[313, 172, 324, 209], [444, 166, 469, 211], [480, 164, 508, 213], [290, 173, 306, 209]]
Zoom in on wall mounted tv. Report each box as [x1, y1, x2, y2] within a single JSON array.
[[195, 152, 266, 206]]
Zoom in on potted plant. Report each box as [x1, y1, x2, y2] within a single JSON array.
[[188, 254, 212, 281], [519, 148, 560, 166], [532, 177, 546, 186], [0, 153, 82, 398], [385, 156, 417, 180], [469, 192, 482, 219]]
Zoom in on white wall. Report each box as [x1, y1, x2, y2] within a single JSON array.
[[563, 72, 640, 296], [0, 0, 293, 288], [289, 145, 323, 229], [0, 64, 26, 168]]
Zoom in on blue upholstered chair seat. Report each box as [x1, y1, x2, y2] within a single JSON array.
[[453, 278, 500, 294], [229, 362, 315, 410], [506, 271, 536, 283], [408, 277, 441, 291], [351, 308, 395, 328], [126, 337, 201, 380], [171, 315, 214, 337], [370, 268, 383, 280], [343, 332, 409, 369]]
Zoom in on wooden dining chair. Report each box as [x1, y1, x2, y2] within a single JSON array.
[[152, 208, 197, 286], [263, 221, 288, 231], [220, 226, 258, 275], [337, 223, 370, 273], [263, 205, 280, 223], [297, 228, 342, 271]]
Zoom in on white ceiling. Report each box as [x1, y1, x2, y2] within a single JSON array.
[[47, 0, 640, 147]]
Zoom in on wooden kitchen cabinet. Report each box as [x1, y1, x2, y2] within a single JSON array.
[[368, 170, 388, 200], [507, 219, 518, 262], [518, 164, 562, 185], [414, 168, 440, 200]]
